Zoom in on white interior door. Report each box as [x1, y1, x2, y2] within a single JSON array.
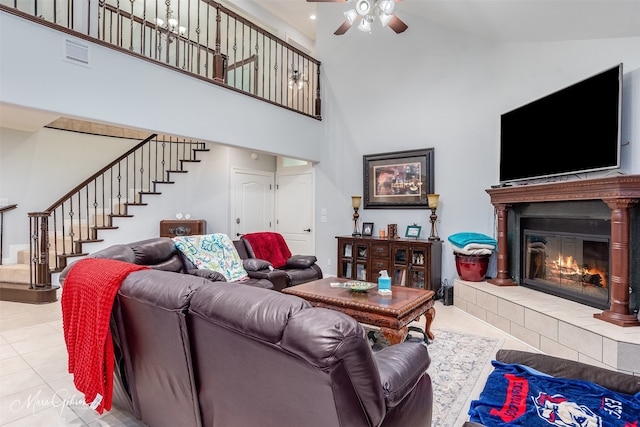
[[231, 169, 274, 238], [276, 171, 314, 255]]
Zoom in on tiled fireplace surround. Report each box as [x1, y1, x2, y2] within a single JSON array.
[[455, 176, 640, 375]]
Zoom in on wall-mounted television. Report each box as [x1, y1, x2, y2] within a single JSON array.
[[499, 64, 622, 184]]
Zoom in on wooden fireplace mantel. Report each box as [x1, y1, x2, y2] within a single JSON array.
[[486, 175, 640, 327]]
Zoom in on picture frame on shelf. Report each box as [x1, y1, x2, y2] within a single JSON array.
[[362, 222, 374, 236], [344, 244, 352, 257], [357, 246, 367, 258], [405, 225, 422, 238], [363, 148, 435, 209]]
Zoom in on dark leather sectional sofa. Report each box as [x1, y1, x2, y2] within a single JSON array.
[[59, 238, 434, 426]]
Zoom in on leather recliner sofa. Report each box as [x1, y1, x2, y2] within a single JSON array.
[[61, 257, 433, 426], [234, 235, 323, 286], [61, 237, 289, 291]]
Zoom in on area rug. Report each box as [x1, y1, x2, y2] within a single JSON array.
[[368, 327, 503, 427], [427, 329, 502, 426]]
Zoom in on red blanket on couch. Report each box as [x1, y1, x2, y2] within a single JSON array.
[[243, 232, 292, 269], [62, 258, 148, 414]]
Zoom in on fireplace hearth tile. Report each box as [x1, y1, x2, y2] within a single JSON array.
[[524, 309, 558, 341], [466, 303, 488, 323], [558, 323, 603, 361], [476, 292, 498, 313], [454, 279, 640, 374], [510, 323, 541, 348], [602, 337, 618, 368], [618, 342, 640, 373], [486, 311, 511, 332], [540, 336, 579, 361], [497, 300, 524, 326]]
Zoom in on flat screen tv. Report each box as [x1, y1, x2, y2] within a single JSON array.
[[499, 64, 622, 184]]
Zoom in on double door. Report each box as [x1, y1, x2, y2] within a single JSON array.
[[336, 236, 442, 291]]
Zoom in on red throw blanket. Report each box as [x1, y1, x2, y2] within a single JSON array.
[[243, 232, 292, 269], [61, 258, 149, 414]]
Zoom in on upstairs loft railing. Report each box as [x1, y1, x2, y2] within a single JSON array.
[[0, 0, 321, 119], [28, 134, 208, 287]]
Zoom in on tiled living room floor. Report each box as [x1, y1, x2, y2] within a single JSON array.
[[0, 291, 536, 427]]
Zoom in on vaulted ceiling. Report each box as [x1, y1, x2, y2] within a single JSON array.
[[254, 0, 640, 43]]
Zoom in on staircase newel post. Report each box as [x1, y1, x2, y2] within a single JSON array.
[[28, 212, 52, 288]]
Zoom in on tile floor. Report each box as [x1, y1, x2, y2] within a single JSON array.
[[0, 291, 536, 426]]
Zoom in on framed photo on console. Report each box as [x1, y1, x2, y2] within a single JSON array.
[[405, 225, 422, 238], [362, 222, 374, 236], [363, 148, 434, 209]]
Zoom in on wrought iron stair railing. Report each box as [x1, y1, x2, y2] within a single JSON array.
[[0, 0, 322, 119], [28, 134, 208, 287]]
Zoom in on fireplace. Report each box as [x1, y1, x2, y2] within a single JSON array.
[[485, 175, 640, 327], [521, 217, 610, 310]]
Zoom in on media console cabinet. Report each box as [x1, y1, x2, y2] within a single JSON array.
[[336, 236, 442, 292]]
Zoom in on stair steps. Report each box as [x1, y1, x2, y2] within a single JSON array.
[[0, 281, 59, 304], [1, 143, 208, 304], [0, 264, 30, 283]]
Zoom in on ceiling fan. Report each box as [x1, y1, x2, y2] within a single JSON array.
[[307, 0, 408, 35]]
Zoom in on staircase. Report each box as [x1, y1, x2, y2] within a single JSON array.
[[0, 123, 210, 303]]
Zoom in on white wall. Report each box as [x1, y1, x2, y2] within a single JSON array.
[[312, 10, 640, 283]]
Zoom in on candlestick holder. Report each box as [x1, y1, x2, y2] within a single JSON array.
[[351, 196, 362, 237], [427, 194, 440, 241]]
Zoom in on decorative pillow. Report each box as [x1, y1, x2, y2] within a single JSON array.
[[173, 234, 248, 282]]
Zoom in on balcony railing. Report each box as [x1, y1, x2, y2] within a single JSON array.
[[0, 0, 321, 119]]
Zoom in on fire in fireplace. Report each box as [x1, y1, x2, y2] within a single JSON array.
[[521, 218, 610, 310]]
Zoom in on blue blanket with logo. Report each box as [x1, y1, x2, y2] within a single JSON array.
[[469, 361, 640, 426]]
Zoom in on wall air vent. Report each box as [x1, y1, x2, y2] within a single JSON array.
[[63, 39, 90, 67]]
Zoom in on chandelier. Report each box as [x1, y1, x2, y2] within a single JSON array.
[[288, 66, 308, 90], [308, 0, 408, 35], [155, 2, 186, 37], [288, 70, 305, 90]]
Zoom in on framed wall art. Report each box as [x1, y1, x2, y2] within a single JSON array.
[[363, 148, 434, 209]]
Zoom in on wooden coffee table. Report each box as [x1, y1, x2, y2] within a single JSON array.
[[282, 277, 436, 345]]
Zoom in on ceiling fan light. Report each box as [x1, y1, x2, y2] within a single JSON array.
[[344, 9, 358, 25], [355, 0, 371, 16], [379, 13, 393, 27], [379, 0, 395, 15], [358, 18, 372, 32]]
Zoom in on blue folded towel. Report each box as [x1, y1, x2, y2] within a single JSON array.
[[448, 232, 497, 249]]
